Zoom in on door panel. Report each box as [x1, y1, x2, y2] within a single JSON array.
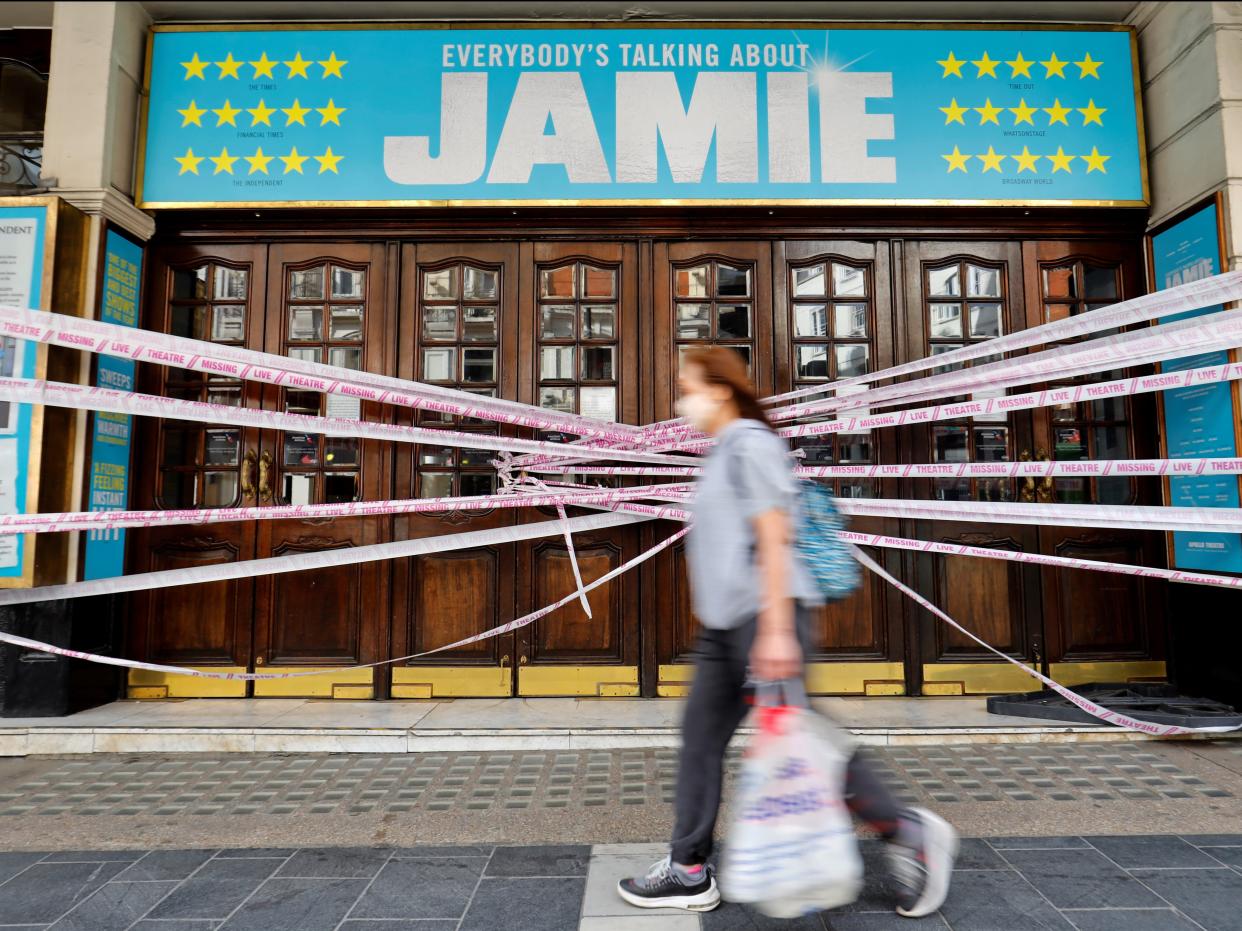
[[127, 244, 268, 698], [251, 242, 390, 698], [516, 241, 641, 696], [390, 243, 521, 698]]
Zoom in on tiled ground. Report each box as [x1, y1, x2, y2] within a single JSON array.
[[0, 743, 1229, 818], [0, 836, 1240, 930]]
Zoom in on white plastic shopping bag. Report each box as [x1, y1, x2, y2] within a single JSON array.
[[720, 682, 863, 918]]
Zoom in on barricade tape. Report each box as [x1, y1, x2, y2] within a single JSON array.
[[0, 379, 687, 467], [849, 547, 1239, 735], [0, 525, 689, 681], [0, 306, 644, 444]]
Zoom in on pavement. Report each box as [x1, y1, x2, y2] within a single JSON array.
[[1, 738, 1242, 929]]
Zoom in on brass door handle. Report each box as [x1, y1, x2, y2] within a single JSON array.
[[1035, 447, 1055, 503], [258, 451, 273, 502], [240, 451, 256, 499]]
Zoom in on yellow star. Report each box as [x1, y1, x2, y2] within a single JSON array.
[[939, 98, 969, 125], [174, 147, 204, 175], [976, 146, 1005, 173], [284, 51, 312, 79], [1006, 52, 1034, 78], [937, 52, 966, 78], [974, 98, 1003, 125], [249, 52, 278, 79], [245, 147, 274, 174], [972, 52, 1000, 78], [212, 99, 241, 126], [1082, 146, 1111, 173], [942, 146, 971, 173], [318, 51, 347, 78], [316, 98, 347, 125], [1043, 98, 1072, 125], [1041, 52, 1069, 78], [210, 147, 239, 175], [1013, 146, 1040, 173], [315, 146, 344, 174], [177, 100, 207, 126], [1046, 146, 1075, 173], [280, 147, 310, 174], [1077, 99, 1107, 126], [215, 52, 243, 79], [246, 99, 277, 126], [181, 53, 209, 80], [281, 99, 311, 126], [1009, 98, 1038, 125], [1075, 53, 1103, 79]]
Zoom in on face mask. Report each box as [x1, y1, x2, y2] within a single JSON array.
[[675, 392, 721, 432]]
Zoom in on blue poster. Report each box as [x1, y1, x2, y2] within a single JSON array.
[[83, 229, 142, 580], [0, 206, 46, 579], [1152, 201, 1242, 573], [139, 25, 1145, 207]]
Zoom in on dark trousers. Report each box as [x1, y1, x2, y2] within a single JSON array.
[[670, 609, 906, 865]]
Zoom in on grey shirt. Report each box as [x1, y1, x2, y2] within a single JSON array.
[[686, 419, 821, 629]]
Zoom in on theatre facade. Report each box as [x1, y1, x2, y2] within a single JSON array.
[[12, 3, 1242, 703]]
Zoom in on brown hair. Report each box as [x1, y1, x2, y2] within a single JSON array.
[[681, 346, 773, 429]]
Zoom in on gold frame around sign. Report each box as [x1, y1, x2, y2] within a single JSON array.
[[135, 19, 1151, 210]]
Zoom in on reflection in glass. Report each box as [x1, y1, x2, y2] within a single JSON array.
[[173, 267, 208, 300], [966, 265, 1000, 297], [834, 303, 867, 337], [797, 345, 829, 379], [582, 304, 616, 339], [330, 305, 363, 340], [931, 343, 963, 374], [207, 384, 242, 407], [1091, 397, 1126, 421], [539, 386, 575, 412], [161, 472, 196, 508], [1055, 478, 1087, 504], [162, 428, 196, 468], [462, 348, 496, 383], [794, 303, 828, 338], [1093, 425, 1128, 460], [1084, 265, 1117, 299], [793, 437, 833, 463], [329, 347, 362, 370], [324, 473, 357, 504], [1054, 425, 1087, 460], [215, 267, 247, 300], [839, 436, 872, 463], [1045, 303, 1073, 322], [929, 303, 962, 338], [325, 437, 358, 466], [541, 346, 575, 380], [1098, 477, 1131, 505], [419, 472, 453, 499], [675, 265, 708, 298], [420, 446, 454, 466], [289, 306, 323, 340], [835, 344, 869, 378], [582, 265, 616, 298], [287, 347, 321, 363], [284, 432, 319, 466], [460, 473, 495, 497], [928, 265, 961, 297], [1042, 266, 1076, 298], [463, 306, 497, 341], [540, 305, 576, 339], [582, 346, 614, 381], [934, 425, 968, 462], [459, 448, 493, 467], [969, 303, 1002, 338], [423, 348, 455, 381], [203, 472, 238, 508], [832, 263, 866, 297], [422, 306, 457, 341], [540, 265, 575, 298], [330, 266, 365, 299], [464, 266, 498, 300], [284, 473, 314, 506], [423, 267, 457, 299], [730, 345, 752, 369], [204, 429, 240, 467], [289, 268, 324, 300], [675, 303, 711, 339], [794, 265, 825, 297], [171, 305, 209, 340], [580, 386, 617, 421], [716, 264, 750, 297], [717, 304, 750, 339], [974, 427, 1008, 462]]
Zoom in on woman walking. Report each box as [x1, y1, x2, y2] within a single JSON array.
[[618, 347, 958, 918]]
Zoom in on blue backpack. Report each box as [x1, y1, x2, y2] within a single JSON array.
[[794, 480, 862, 603]]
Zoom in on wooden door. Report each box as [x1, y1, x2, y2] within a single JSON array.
[[514, 241, 643, 696], [646, 241, 774, 695], [388, 242, 522, 698], [127, 244, 268, 698], [249, 242, 392, 698], [900, 241, 1045, 696], [1021, 240, 1168, 685]]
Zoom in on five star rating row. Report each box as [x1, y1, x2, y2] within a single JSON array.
[[181, 51, 346, 80], [178, 99, 345, 127], [942, 98, 1105, 126], [174, 146, 344, 175], [942, 146, 1111, 173], [937, 51, 1103, 79]]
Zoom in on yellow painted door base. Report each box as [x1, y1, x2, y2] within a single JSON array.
[[922, 662, 1040, 696], [518, 665, 640, 697], [252, 667, 374, 699], [1048, 660, 1167, 686], [128, 666, 248, 699], [658, 662, 906, 697], [391, 665, 513, 699]]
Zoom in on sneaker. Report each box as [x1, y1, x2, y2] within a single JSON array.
[[617, 856, 721, 912], [885, 807, 958, 918]]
